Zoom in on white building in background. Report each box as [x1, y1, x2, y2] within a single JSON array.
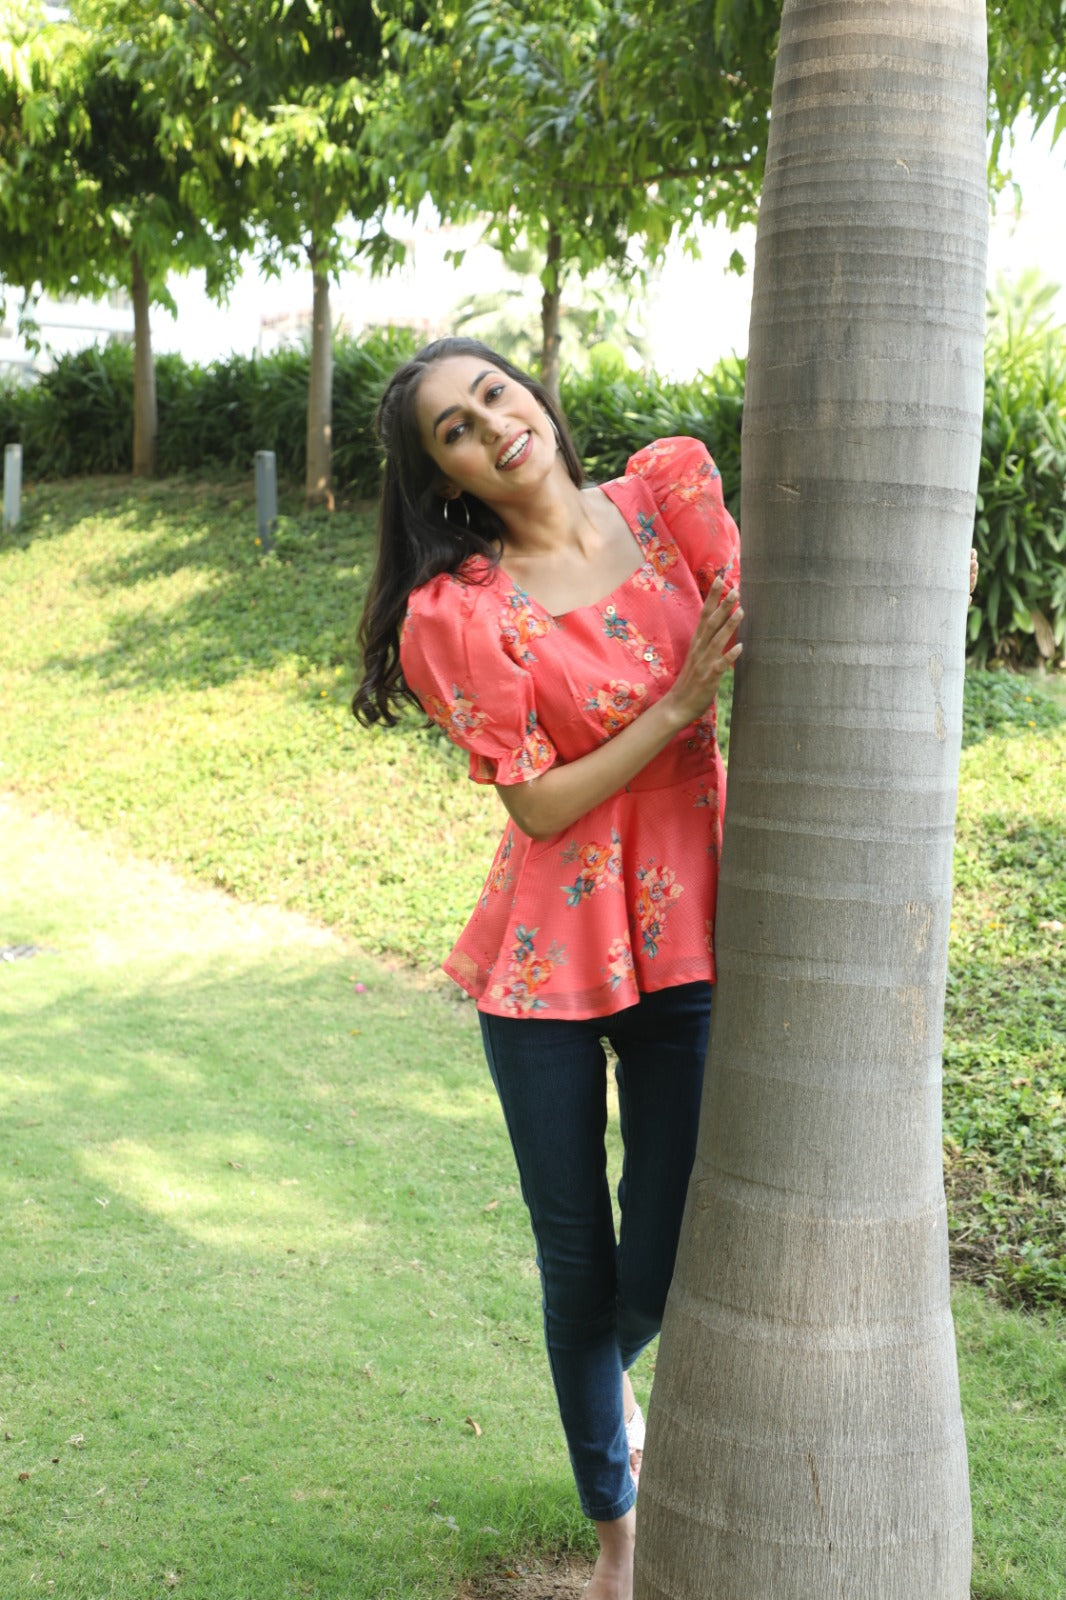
[[3, 121, 1063, 384], [0, 285, 135, 378]]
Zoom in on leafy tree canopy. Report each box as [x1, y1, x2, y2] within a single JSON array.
[[375, 0, 778, 289], [0, 7, 243, 317], [86, 0, 403, 278], [376, 0, 1065, 286]]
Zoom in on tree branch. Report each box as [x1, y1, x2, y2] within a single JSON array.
[[178, 0, 253, 72]]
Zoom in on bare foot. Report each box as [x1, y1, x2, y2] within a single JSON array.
[[587, 1508, 636, 1600], [622, 1371, 643, 1486]]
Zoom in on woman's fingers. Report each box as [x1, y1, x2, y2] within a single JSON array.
[[702, 585, 743, 659], [697, 579, 741, 640]]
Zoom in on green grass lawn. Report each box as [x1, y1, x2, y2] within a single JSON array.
[[1, 475, 1064, 1598], [1, 798, 584, 1600], [1, 796, 1062, 1600]]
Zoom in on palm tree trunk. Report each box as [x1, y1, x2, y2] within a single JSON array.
[[305, 247, 334, 509], [539, 226, 563, 400], [130, 249, 156, 478], [634, 3, 988, 1596]]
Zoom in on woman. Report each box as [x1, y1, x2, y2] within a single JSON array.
[[353, 337, 742, 1600]]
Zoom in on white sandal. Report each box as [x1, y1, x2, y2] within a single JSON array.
[[625, 1402, 646, 1488]]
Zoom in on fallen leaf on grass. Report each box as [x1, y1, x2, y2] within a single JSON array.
[[483, 1198, 499, 1212], [464, 1416, 482, 1437]]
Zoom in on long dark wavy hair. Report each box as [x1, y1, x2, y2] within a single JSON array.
[[351, 337, 583, 726]]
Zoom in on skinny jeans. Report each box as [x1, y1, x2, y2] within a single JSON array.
[[478, 981, 710, 1522]]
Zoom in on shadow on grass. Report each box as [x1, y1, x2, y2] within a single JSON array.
[[961, 669, 1066, 747], [1, 947, 582, 1598], [14, 476, 378, 693]]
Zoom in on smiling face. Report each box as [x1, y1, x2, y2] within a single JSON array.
[[414, 354, 558, 505]]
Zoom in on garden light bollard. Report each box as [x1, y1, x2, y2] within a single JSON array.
[[255, 450, 277, 553], [3, 443, 21, 531]]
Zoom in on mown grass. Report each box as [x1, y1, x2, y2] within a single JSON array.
[[1, 797, 1063, 1600], [0, 800, 585, 1600], [947, 673, 1066, 1309]]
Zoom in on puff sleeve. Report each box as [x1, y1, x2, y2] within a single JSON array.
[[400, 570, 559, 786], [625, 436, 740, 599]]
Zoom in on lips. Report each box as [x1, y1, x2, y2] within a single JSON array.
[[496, 431, 532, 470]]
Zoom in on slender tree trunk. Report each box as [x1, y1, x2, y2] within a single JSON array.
[[539, 226, 563, 400], [130, 249, 156, 478], [305, 246, 334, 509], [635, 3, 987, 1597]]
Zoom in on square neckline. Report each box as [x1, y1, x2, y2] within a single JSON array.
[[498, 481, 650, 622]]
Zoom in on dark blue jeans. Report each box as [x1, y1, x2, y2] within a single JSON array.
[[478, 982, 711, 1522]]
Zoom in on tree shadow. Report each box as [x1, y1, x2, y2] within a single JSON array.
[[2, 945, 569, 1596], [961, 670, 1066, 748], [14, 476, 378, 694]]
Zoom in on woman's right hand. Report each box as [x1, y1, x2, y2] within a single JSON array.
[[661, 578, 743, 729]]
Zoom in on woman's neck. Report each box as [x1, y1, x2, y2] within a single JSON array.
[[496, 470, 598, 559]]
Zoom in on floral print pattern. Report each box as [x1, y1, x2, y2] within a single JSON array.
[[481, 829, 516, 908], [423, 684, 487, 743], [560, 831, 623, 907], [685, 713, 718, 755], [501, 587, 554, 664], [632, 510, 679, 593], [600, 606, 669, 679], [585, 679, 648, 739], [489, 925, 568, 1015], [514, 709, 554, 777], [634, 862, 683, 958], [603, 936, 635, 993]]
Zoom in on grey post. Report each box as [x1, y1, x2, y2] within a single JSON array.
[[255, 450, 278, 552], [3, 443, 22, 531]]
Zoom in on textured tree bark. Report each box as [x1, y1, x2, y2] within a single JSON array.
[[539, 226, 564, 400], [306, 248, 334, 509], [130, 249, 156, 479], [634, 3, 988, 1596]]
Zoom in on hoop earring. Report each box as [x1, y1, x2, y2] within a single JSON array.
[[443, 496, 471, 530]]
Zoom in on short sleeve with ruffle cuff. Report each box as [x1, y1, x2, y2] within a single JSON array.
[[400, 567, 559, 787], [625, 436, 741, 600]]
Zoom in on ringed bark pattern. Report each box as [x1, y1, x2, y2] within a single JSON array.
[[635, 3, 987, 1597]]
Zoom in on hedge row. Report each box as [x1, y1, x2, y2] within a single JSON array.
[[2, 309, 1063, 664]]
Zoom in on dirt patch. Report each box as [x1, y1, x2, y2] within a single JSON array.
[[456, 1550, 594, 1599]]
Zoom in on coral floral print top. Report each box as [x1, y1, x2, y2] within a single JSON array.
[[400, 436, 741, 1020]]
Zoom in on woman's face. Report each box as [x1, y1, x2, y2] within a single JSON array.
[[414, 354, 557, 505]]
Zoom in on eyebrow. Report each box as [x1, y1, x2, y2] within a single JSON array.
[[431, 369, 497, 436]]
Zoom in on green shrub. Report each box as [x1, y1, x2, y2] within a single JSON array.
[[970, 274, 1066, 667], [157, 349, 260, 474], [0, 374, 34, 448], [332, 325, 420, 496], [561, 355, 744, 517], [26, 341, 135, 475]]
